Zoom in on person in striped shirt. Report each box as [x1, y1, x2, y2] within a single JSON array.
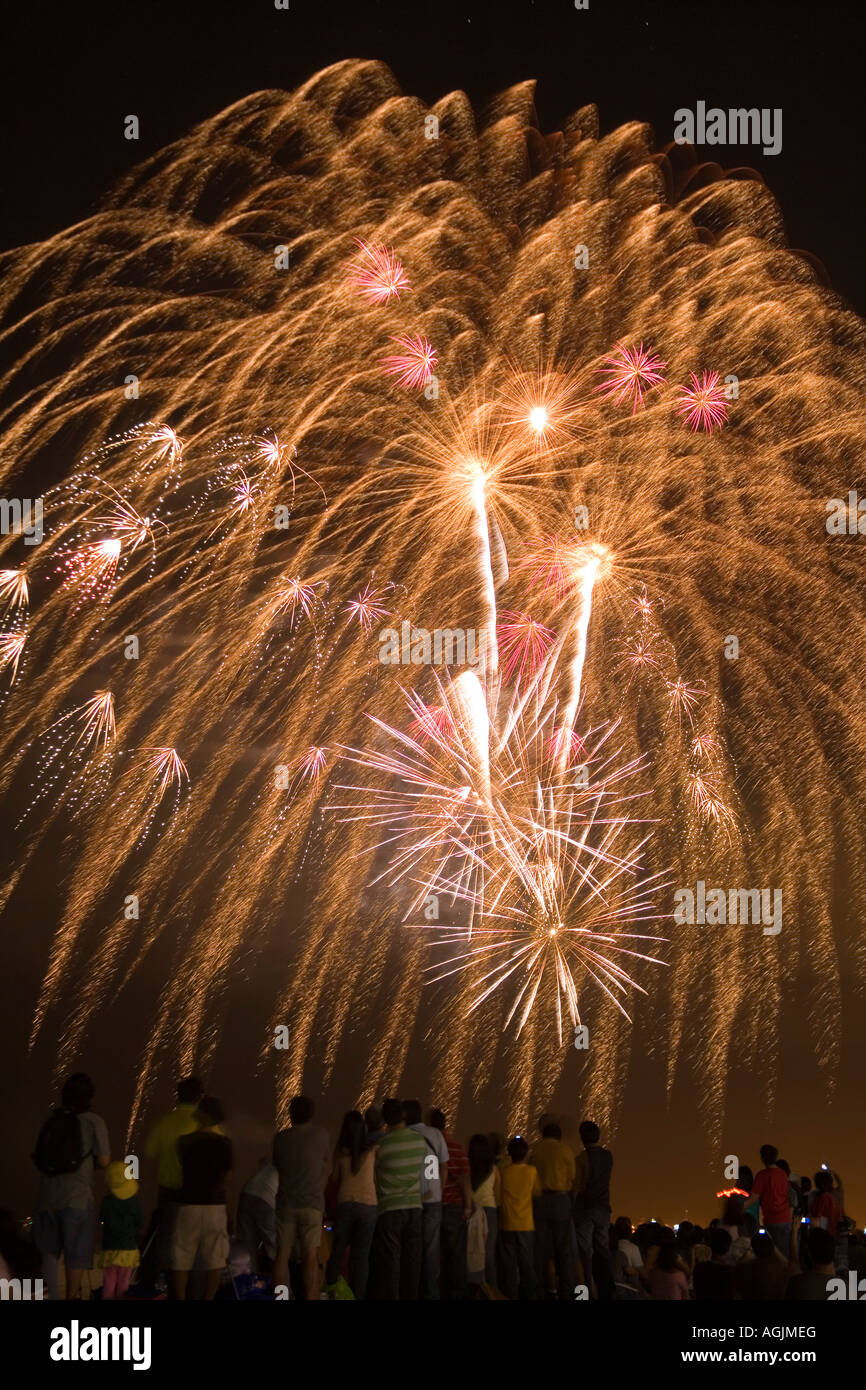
[[368, 1099, 427, 1299]]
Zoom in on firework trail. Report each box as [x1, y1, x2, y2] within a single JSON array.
[[0, 62, 864, 1136]]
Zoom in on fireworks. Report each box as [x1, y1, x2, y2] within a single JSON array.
[[596, 343, 667, 412], [0, 568, 28, 620], [348, 239, 411, 303], [0, 631, 26, 683], [344, 581, 393, 633], [496, 611, 556, 684], [676, 370, 729, 433], [0, 61, 861, 1133], [380, 334, 438, 390]]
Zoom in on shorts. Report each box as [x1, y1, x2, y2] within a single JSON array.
[[171, 1204, 230, 1271], [32, 1206, 95, 1270], [276, 1206, 323, 1256]]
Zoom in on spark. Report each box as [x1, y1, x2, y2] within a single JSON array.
[[140, 746, 190, 802], [407, 703, 455, 743], [61, 537, 122, 601], [380, 334, 437, 390], [666, 677, 704, 726], [348, 239, 411, 303], [546, 727, 588, 767], [596, 342, 666, 413], [496, 611, 556, 684], [0, 568, 28, 619], [274, 575, 327, 626], [297, 745, 328, 786], [0, 630, 26, 683], [690, 732, 720, 761], [75, 691, 117, 754], [676, 370, 729, 433], [344, 581, 392, 633]]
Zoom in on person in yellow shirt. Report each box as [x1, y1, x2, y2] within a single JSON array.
[[530, 1120, 577, 1298], [141, 1076, 206, 1280], [498, 1136, 541, 1299]]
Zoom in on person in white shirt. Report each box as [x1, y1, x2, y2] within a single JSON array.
[[236, 1158, 278, 1274]]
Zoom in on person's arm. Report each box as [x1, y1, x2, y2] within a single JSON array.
[[93, 1117, 110, 1170], [531, 1166, 542, 1198], [573, 1150, 587, 1195], [459, 1167, 472, 1219], [493, 1167, 501, 1205]]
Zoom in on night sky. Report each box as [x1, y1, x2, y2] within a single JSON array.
[[1, 0, 863, 1227]]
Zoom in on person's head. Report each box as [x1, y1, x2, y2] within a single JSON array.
[[61, 1072, 94, 1114], [613, 1216, 633, 1241], [656, 1241, 681, 1272], [751, 1232, 776, 1260], [759, 1143, 778, 1167], [382, 1098, 404, 1129], [337, 1110, 367, 1172], [579, 1120, 600, 1147], [737, 1164, 753, 1191], [814, 1169, 833, 1193], [195, 1095, 224, 1129], [678, 1220, 694, 1242], [289, 1095, 314, 1126], [708, 1227, 732, 1260], [507, 1135, 529, 1163], [740, 1212, 758, 1239], [428, 1107, 446, 1132], [176, 1076, 204, 1105], [468, 1133, 494, 1192], [800, 1175, 812, 1195], [722, 1194, 745, 1227], [541, 1121, 562, 1141], [776, 1157, 790, 1176], [364, 1104, 382, 1134], [805, 1226, 835, 1269], [402, 1099, 423, 1126]]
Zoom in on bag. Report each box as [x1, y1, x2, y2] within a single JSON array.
[[32, 1108, 86, 1176]]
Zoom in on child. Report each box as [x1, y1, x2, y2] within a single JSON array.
[[497, 1136, 541, 1299], [97, 1161, 143, 1299]]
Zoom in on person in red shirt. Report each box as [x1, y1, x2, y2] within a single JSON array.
[[750, 1144, 792, 1257], [811, 1170, 844, 1236]]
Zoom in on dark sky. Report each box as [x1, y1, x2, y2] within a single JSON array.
[[1, 0, 864, 1225], [1, 0, 863, 311]]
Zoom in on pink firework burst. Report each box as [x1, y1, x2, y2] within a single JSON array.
[[297, 746, 328, 786], [595, 342, 666, 412], [517, 534, 582, 598], [407, 703, 455, 743], [380, 335, 437, 390], [344, 581, 391, 633], [676, 370, 729, 433], [347, 239, 410, 303], [496, 611, 556, 684], [546, 727, 588, 767]]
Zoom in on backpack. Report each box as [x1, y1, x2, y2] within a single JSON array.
[[32, 1108, 86, 1176]]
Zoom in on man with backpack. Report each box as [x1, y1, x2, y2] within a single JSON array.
[[31, 1072, 110, 1299]]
